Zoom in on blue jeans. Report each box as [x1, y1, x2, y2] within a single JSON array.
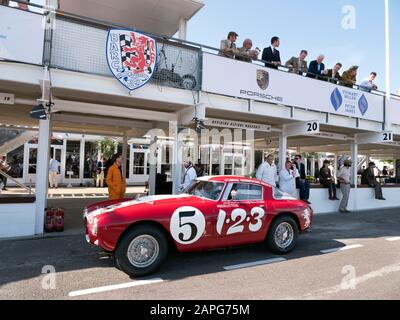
[[297, 179, 310, 200]]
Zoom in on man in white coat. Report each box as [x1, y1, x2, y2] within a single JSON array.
[[256, 154, 278, 187], [279, 161, 300, 197], [180, 160, 197, 192]]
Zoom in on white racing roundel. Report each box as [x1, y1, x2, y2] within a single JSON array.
[[106, 29, 157, 91], [170, 207, 206, 245]]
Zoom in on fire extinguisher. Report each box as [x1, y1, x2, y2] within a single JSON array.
[[54, 208, 65, 232], [45, 208, 55, 233]]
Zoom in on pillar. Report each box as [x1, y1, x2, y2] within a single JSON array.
[[178, 18, 187, 40], [351, 142, 358, 186], [122, 135, 128, 179], [310, 157, 316, 177], [278, 132, 287, 171], [171, 121, 183, 195], [35, 118, 51, 235], [149, 137, 157, 196]]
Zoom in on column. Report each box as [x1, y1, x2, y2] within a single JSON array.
[[310, 157, 316, 178], [79, 137, 85, 184], [278, 132, 287, 172], [171, 121, 183, 195], [122, 135, 128, 179], [35, 118, 51, 235], [149, 137, 157, 196], [350, 142, 358, 186], [178, 18, 187, 40]]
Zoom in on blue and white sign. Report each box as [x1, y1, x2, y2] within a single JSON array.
[[106, 29, 157, 91], [202, 53, 384, 122]]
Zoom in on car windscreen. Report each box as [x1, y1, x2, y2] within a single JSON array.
[[187, 181, 225, 201]]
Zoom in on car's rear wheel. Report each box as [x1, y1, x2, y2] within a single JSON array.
[[115, 225, 168, 277], [267, 215, 298, 254]]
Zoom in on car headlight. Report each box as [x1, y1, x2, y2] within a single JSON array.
[[92, 217, 98, 237]]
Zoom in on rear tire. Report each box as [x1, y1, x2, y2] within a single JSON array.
[[115, 225, 168, 277], [267, 215, 298, 254]]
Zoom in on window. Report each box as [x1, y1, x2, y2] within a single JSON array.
[[65, 141, 80, 179], [187, 181, 225, 201], [228, 183, 263, 201]]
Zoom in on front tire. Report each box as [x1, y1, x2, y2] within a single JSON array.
[[115, 225, 168, 277], [267, 216, 298, 254]]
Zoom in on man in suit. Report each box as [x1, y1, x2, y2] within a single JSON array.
[[219, 31, 239, 59], [322, 62, 342, 83], [361, 162, 386, 200], [294, 155, 311, 204], [285, 50, 308, 75], [236, 38, 259, 63], [306, 54, 325, 79], [262, 36, 281, 69]]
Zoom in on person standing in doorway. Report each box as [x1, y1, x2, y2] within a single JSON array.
[[96, 155, 106, 188], [294, 155, 311, 204], [0, 155, 10, 190], [256, 154, 278, 187], [337, 160, 352, 213], [49, 156, 61, 189], [180, 160, 197, 192], [106, 153, 126, 200]]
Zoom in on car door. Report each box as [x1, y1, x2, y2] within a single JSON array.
[[214, 182, 267, 247]]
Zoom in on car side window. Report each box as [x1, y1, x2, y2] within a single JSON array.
[[227, 183, 263, 201]]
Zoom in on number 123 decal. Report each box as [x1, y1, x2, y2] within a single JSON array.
[[216, 207, 265, 236]]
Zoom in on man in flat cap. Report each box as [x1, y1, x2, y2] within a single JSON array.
[[219, 31, 239, 59]]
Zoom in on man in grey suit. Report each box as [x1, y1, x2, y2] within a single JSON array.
[[285, 50, 308, 75], [219, 31, 239, 59]]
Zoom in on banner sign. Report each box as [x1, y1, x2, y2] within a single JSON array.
[[0, 6, 44, 65], [204, 118, 272, 132], [388, 98, 400, 125], [202, 53, 384, 122], [106, 29, 157, 91]]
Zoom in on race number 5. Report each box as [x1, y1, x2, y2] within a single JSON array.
[[170, 207, 206, 245]]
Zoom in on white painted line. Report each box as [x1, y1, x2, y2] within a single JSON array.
[[386, 237, 400, 242], [320, 244, 364, 254], [223, 258, 287, 271], [68, 278, 163, 297]]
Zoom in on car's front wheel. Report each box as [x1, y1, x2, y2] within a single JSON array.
[[115, 225, 168, 277], [267, 215, 299, 254]]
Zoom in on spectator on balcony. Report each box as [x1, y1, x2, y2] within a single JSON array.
[[341, 65, 358, 88], [262, 36, 281, 69], [219, 31, 239, 59], [322, 63, 342, 83], [306, 55, 325, 79], [18, 0, 30, 10], [359, 72, 378, 92], [285, 50, 308, 75], [236, 39, 260, 63]]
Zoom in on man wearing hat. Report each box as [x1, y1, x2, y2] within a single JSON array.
[[219, 31, 239, 59], [337, 159, 353, 213], [361, 162, 386, 200]]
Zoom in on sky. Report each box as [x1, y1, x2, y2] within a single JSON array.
[[187, 0, 400, 94], [20, 0, 399, 94]]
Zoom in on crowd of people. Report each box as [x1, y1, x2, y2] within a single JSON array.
[[219, 32, 379, 92], [255, 154, 386, 213]]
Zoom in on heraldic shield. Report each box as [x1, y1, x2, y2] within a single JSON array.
[[106, 29, 157, 91], [256, 69, 269, 90]]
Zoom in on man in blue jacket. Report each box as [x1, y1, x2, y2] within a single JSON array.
[[307, 54, 325, 79]]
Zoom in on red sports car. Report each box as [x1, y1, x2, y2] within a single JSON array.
[[84, 176, 313, 277]]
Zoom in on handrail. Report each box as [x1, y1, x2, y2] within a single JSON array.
[[1, 1, 397, 97], [0, 169, 33, 195]]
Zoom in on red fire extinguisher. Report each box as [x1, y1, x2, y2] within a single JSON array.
[[54, 208, 65, 232], [45, 208, 55, 233]]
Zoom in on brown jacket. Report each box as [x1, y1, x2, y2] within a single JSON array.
[[285, 57, 308, 74], [341, 70, 356, 87]]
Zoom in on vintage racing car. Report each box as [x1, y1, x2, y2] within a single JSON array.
[[84, 176, 313, 277]]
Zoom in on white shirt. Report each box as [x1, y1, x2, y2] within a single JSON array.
[[49, 159, 60, 173], [181, 166, 197, 190], [279, 168, 300, 197], [359, 78, 375, 91], [256, 162, 278, 187], [337, 166, 351, 184]]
